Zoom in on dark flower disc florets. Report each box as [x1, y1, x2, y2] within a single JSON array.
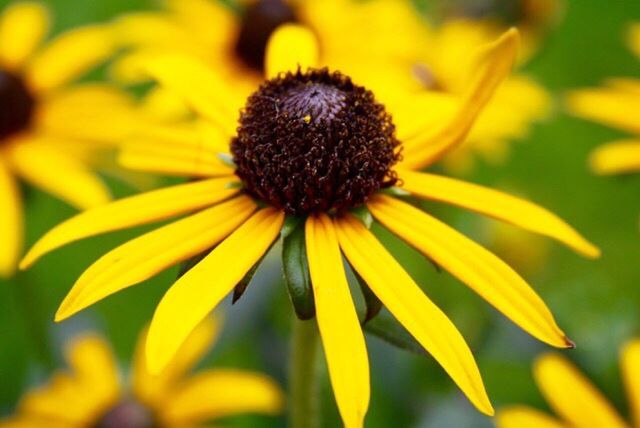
[[0, 70, 35, 141], [231, 68, 401, 216]]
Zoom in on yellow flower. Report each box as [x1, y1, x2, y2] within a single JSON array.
[[112, 0, 550, 174], [497, 339, 640, 428], [0, 2, 144, 277], [567, 23, 640, 175], [21, 24, 599, 426], [0, 316, 283, 428]]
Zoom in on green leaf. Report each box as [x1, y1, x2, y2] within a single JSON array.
[[363, 311, 427, 357], [354, 271, 382, 324], [282, 221, 315, 320]]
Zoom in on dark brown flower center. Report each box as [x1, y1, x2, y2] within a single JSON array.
[[0, 69, 35, 141], [95, 398, 156, 428], [231, 68, 401, 216], [234, 0, 299, 73]]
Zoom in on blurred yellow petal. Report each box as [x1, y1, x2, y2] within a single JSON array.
[[567, 86, 640, 135], [368, 195, 571, 349], [6, 138, 110, 210], [335, 214, 492, 416], [496, 406, 566, 428], [0, 2, 49, 71], [265, 24, 319, 79], [146, 208, 284, 374], [56, 196, 256, 321], [306, 214, 369, 427], [20, 177, 239, 269], [18, 373, 96, 425], [166, 0, 236, 49], [534, 353, 627, 428], [621, 339, 640, 428], [589, 140, 640, 175], [145, 55, 241, 135], [65, 335, 120, 407], [37, 84, 140, 144], [114, 12, 196, 49], [120, 124, 233, 178], [401, 28, 519, 169], [160, 370, 283, 424], [398, 169, 600, 258], [26, 25, 115, 93], [628, 23, 640, 59], [138, 85, 191, 123], [133, 316, 222, 407], [0, 157, 22, 278]]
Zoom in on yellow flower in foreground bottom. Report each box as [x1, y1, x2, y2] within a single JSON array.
[[0, 316, 283, 428], [0, 2, 144, 277], [567, 23, 640, 176], [497, 339, 640, 428], [22, 25, 599, 425]]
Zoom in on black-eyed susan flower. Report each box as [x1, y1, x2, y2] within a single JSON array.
[[0, 2, 145, 277], [497, 339, 640, 428], [302, 0, 553, 173], [567, 23, 640, 176], [0, 316, 283, 428], [22, 24, 600, 426]]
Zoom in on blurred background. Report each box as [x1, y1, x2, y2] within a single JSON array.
[[0, 0, 639, 427]]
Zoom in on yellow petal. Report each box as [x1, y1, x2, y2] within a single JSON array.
[[26, 25, 115, 93], [37, 84, 141, 145], [120, 124, 233, 178], [0, 157, 23, 278], [401, 28, 520, 169], [566, 86, 640, 135], [146, 208, 284, 373], [398, 169, 600, 258], [65, 335, 120, 407], [113, 12, 196, 49], [265, 24, 319, 79], [20, 177, 239, 269], [368, 195, 571, 348], [496, 406, 566, 428], [0, 2, 49, 71], [165, 0, 236, 50], [589, 140, 640, 175], [159, 370, 283, 424], [334, 214, 492, 416], [306, 214, 370, 427], [133, 315, 222, 407], [534, 353, 627, 428], [145, 55, 241, 135], [621, 339, 640, 428], [56, 196, 256, 321], [628, 23, 640, 59], [6, 138, 111, 210]]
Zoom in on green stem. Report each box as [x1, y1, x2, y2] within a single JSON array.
[[289, 317, 321, 428], [14, 273, 55, 370]]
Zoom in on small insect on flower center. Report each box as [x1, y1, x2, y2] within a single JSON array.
[[96, 398, 156, 428], [0, 70, 35, 141], [231, 68, 401, 215], [234, 0, 299, 72]]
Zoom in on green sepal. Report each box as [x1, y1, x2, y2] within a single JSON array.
[[217, 153, 236, 167], [281, 215, 303, 239], [363, 311, 427, 357], [177, 249, 211, 279], [354, 271, 382, 324], [282, 220, 315, 320], [232, 258, 262, 304], [350, 205, 373, 228], [380, 187, 410, 197]]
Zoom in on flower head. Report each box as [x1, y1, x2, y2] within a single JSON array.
[[0, 316, 283, 427], [497, 339, 640, 428], [21, 23, 600, 427], [0, 2, 146, 277], [567, 23, 640, 176]]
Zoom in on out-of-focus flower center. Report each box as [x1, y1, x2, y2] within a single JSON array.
[[234, 0, 299, 72], [231, 68, 401, 216], [95, 398, 156, 428], [0, 69, 35, 141], [448, 0, 527, 24]]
